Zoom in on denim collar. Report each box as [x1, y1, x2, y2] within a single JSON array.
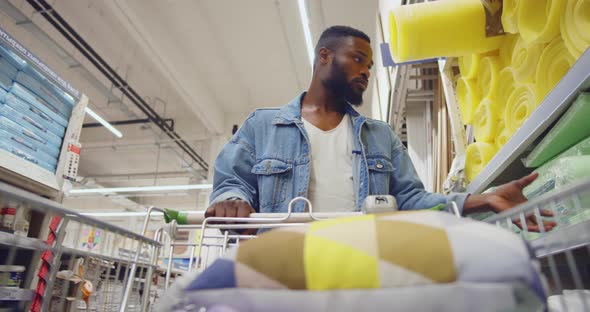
[[272, 92, 365, 125]]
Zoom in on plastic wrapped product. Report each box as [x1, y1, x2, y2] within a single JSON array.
[[523, 156, 590, 226], [15, 71, 73, 119], [22, 66, 76, 107], [456, 77, 480, 125], [0, 139, 56, 172], [388, 0, 503, 62], [524, 93, 590, 168], [465, 142, 498, 182], [0, 129, 58, 167], [0, 103, 62, 147], [511, 37, 543, 83], [9, 83, 69, 127], [561, 0, 590, 59], [473, 98, 500, 143], [501, 0, 520, 34], [518, 0, 564, 44], [0, 72, 11, 91], [504, 83, 537, 133], [4, 92, 66, 138], [535, 37, 576, 103], [0, 45, 26, 70], [0, 116, 60, 157], [0, 57, 18, 79], [477, 56, 501, 100]]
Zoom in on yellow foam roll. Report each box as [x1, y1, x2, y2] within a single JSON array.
[[535, 37, 576, 103], [465, 142, 498, 182], [496, 67, 516, 112], [561, 0, 590, 59], [511, 37, 543, 83], [477, 56, 501, 100], [501, 0, 520, 34], [518, 0, 565, 44], [456, 77, 481, 124], [459, 55, 482, 79], [499, 34, 519, 67], [504, 84, 537, 133], [473, 98, 500, 143], [495, 127, 514, 150], [388, 0, 503, 62]]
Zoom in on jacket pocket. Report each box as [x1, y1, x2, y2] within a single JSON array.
[[367, 157, 394, 195], [252, 159, 293, 208]]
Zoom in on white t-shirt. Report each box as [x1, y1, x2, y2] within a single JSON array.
[[302, 114, 356, 212]]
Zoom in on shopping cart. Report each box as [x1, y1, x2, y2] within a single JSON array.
[[0, 181, 163, 312], [157, 181, 590, 311]]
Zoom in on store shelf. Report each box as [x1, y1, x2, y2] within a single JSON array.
[[467, 48, 590, 194], [0, 231, 48, 251], [530, 220, 590, 258], [61, 247, 157, 269], [0, 287, 35, 301]]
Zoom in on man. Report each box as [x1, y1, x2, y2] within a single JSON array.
[[206, 26, 554, 231]]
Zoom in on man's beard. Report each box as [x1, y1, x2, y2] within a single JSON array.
[[322, 60, 364, 106]]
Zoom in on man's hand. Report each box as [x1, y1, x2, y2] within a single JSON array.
[[464, 172, 557, 232], [205, 200, 256, 218]]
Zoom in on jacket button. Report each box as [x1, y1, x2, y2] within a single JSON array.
[[376, 163, 383, 169]]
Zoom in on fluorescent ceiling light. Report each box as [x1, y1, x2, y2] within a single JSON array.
[[297, 0, 314, 66], [70, 184, 213, 194], [85, 107, 123, 138]]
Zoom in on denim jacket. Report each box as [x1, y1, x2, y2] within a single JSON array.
[[210, 93, 468, 213]]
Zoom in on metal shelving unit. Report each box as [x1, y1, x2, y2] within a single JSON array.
[[467, 49, 590, 193], [0, 287, 35, 301], [0, 231, 49, 251]]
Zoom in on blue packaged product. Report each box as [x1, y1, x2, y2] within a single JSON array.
[[0, 116, 60, 157], [22, 66, 76, 106], [0, 45, 26, 70], [15, 72, 72, 119], [3, 94, 66, 137], [10, 83, 69, 127], [0, 57, 18, 79], [0, 103, 62, 147], [0, 73, 11, 91], [0, 139, 55, 172], [0, 129, 57, 167]]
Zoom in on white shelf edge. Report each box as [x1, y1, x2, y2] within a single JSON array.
[[467, 48, 590, 194], [0, 287, 35, 301]]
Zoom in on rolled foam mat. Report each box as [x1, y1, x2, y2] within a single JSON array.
[[499, 34, 519, 67], [473, 98, 500, 143], [388, 0, 503, 62], [477, 56, 501, 100], [561, 0, 590, 59], [504, 84, 537, 133], [459, 55, 482, 80], [511, 37, 543, 83], [495, 127, 513, 150], [535, 37, 576, 103], [465, 142, 498, 182], [524, 93, 590, 168], [501, 0, 520, 34], [456, 77, 480, 124], [518, 0, 564, 44], [496, 67, 517, 112]]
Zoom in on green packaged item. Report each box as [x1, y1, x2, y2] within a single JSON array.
[[524, 156, 590, 227], [524, 93, 590, 168]]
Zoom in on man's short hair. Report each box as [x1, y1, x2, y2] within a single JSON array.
[[314, 26, 370, 66]]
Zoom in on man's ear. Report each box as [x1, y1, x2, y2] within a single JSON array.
[[318, 47, 331, 65]]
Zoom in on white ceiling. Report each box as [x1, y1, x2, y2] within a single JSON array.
[[3, 0, 380, 212]]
